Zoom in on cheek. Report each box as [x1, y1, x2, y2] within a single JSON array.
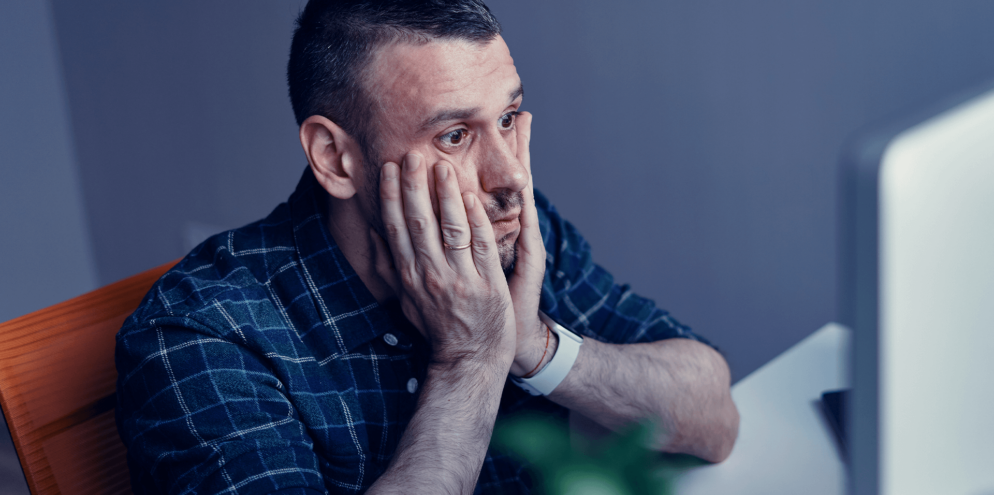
[[454, 162, 483, 199]]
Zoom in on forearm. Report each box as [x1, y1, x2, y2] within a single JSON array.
[[547, 337, 739, 462], [368, 359, 509, 494]]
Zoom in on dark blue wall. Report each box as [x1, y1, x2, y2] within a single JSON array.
[[0, 1, 96, 324], [44, 0, 994, 383], [488, 0, 994, 380], [3, 1, 994, 491], [1, 4, 96, 492]]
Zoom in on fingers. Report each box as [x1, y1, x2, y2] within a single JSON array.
[[515, 111, 535, 205], [515, 111, 537, 222], [369, 228, 402, 296], [379, 161, 418, 272], [434, 161, 476, 271], [515, 111, 533, 175], [463, 192, 503, 279], [400, 154, 446, 266], [512, 112, 545, 272], [381, 153, 503, 285]]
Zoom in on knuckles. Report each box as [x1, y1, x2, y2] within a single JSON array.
[[399, 265, 419, 289], [468, 216, 488, 229], [406, 216, 429, 235], [472, 239, 491, 253], [440, 224, 467, 245], [450, 279, 473, 300], [402, 180, 423, 194], [384, 223, 401, 240], [421, 270, 446, 296]]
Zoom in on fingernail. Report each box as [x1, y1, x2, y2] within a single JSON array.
[[436, 164, 448, 182], [382, 163, 397, 180], [403, 154, 420, 172], [464, 193, 475, 208]]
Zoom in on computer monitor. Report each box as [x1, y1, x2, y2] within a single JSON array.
[[842, 81, 994, 495]]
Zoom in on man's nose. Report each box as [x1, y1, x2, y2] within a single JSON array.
[[477, 130, 528, 193]]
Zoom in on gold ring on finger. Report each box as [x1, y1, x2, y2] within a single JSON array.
[[443, 242, 472, 250]]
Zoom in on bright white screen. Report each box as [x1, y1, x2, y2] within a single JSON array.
[[879, 88, 994, 495]]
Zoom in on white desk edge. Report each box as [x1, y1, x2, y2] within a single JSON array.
[[676, 322, 850, 495]]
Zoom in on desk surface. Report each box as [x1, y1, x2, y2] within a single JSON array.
[[676, 323, 849, 495]]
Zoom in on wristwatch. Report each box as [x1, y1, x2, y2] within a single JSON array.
[[511, 311, 583, 396]]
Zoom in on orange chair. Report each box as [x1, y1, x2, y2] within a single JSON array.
[[0, 259, 179, 495]]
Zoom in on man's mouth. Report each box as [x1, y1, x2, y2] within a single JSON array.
[[491, 210, 520, 225], [484, 191, 524, 221], [483, 190, 524, 242], [491, 210, 520, 234]]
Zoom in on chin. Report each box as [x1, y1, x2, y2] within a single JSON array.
[[499, 236, 518, 278]]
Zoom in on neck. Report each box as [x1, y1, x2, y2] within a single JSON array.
[[324, 196, 396, 304]]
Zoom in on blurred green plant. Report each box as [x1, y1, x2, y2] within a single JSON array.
[[491, 414, 705, 495]]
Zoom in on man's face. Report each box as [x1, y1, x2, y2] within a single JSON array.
[[362, 35, 528, 271]]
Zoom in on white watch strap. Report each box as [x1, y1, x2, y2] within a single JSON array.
[[512, 311, 583, 396]]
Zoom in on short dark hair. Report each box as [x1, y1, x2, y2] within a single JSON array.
[[287, 0, 502, 161]]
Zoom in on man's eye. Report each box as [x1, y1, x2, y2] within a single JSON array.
[[441, 129, 467, 146], [500, 111, 519, 129]]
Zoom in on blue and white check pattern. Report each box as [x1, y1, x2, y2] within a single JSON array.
[[115, 168, 709, 494]]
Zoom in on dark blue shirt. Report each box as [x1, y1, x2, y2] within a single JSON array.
[[115, 168, 709, 494]]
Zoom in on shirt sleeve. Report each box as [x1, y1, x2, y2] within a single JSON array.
[[534, 189, 715, 348], [115, 322, 327, 495]]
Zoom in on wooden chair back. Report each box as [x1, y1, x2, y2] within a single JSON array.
[[0, 259, 179, 495]]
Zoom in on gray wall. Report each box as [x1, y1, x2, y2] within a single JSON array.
[[0, 1, 97, 323], [3, 0, 994, 492], [45, 0, 994, 383], [488, 0, 994, 380], [50, 0, 309, 287], [1, 2, 97, 493]]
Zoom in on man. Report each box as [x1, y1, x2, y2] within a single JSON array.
[[115, 1, 739, 493]]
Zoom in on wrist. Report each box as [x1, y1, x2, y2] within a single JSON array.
[[510, 319, 560, 377], [427, 320, 517, 373], [510, 312, 584, 396], [429, 347, 513, 378]]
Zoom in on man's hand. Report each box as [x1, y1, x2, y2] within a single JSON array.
[[366, 154, 522, 493], [372, 153, 518, 368], [502, 112, 555, 378], [369, 112, 550, 376]]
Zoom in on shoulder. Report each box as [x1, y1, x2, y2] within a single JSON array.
[[533, 188, 594, 285], [120, 202, 297, 341], [533, 187, 561, 234]]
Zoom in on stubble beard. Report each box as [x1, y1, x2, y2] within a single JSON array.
[[485, 190, 524, 278]]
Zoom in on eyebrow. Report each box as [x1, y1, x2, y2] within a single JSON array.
[[508, 83, 524, 104], [416, 83, 525, 134]]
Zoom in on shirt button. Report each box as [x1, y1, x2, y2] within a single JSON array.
[[407, 377, 418, 394], [383, 333, 399, 346]]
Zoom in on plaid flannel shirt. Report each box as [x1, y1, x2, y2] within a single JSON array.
[[115, 168, 709, 494]]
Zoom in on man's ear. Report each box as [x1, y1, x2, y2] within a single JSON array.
[[299, 115, 363, 200]]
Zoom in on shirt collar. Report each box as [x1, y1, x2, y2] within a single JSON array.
[[287, 167, 418, 353]]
